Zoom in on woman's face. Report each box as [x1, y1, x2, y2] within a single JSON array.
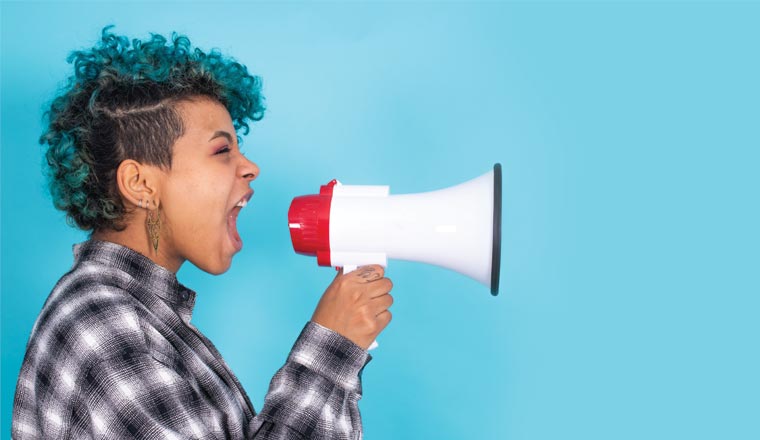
[[158, 97, 259, 274]]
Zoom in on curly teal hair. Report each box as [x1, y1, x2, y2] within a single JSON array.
[[41, 25, 265, 232]]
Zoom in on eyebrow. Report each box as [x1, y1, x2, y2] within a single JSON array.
[[208, 130, 234, 144]]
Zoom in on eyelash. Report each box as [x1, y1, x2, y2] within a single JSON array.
[[215, 145, 247, 157]]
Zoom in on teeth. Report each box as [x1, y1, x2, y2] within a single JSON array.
[[235, 199, 247, 208]]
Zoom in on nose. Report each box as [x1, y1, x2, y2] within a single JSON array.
[[240, 154, 260, 181]]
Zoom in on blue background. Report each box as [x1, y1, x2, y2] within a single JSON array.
[[2, 1, 759, 439]]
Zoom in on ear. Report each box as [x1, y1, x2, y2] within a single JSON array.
[[115, 159, 163, 208]]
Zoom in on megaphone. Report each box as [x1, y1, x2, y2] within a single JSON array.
[[287, 163, 502, 295]]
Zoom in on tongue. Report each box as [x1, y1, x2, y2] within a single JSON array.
[[228, 208, 242, 246]]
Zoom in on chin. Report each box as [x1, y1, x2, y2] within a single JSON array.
[[195, 257, 233, 275]]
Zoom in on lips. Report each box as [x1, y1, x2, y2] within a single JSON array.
[[232, 190, 254, 211], [227, 189, 253, 252]]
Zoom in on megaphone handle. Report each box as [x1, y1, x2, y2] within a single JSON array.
[[341, 265, 380, 351]]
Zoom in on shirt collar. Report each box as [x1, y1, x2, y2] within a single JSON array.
[[72, 239, 196, 320]]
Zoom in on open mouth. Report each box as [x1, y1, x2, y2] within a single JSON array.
[[228, 191, 253, 252]]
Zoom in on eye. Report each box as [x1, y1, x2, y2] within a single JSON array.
[[215, 146, 231, 155]]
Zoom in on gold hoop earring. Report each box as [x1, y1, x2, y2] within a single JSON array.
[[146, 201, 160, 253]]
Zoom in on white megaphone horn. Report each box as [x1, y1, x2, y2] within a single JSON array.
[[287, 163, 502, 296]]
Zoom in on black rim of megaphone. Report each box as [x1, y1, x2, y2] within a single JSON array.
[[491, 163, 502, 296]]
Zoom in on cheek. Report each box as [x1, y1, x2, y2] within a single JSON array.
[[164, 171, 230, 232]]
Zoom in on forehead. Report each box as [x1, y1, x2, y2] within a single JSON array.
[[176, 97, 235, 137]]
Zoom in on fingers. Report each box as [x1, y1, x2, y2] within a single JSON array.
[[375, 310, 393, 329], [368, 292, 394, 314], [315, 265, 394, 349], [366, 277, 393, 298], [363, 294, 393, 338], [351, 265, 385, 282]]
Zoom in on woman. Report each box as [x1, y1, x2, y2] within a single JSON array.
[[12, 26, 393, 439]]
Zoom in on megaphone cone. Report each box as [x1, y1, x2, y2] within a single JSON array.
[[289, 163, 502, 295]]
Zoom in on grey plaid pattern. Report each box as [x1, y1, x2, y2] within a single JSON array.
[[12, 239, 371, 439]]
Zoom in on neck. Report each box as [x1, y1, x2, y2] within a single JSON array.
[[91, 223, 183, 273]]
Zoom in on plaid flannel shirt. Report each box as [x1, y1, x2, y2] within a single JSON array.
[[12, 239, 371, 439]]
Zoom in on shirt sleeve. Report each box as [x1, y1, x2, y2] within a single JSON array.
[[249, 321, 372, 440]]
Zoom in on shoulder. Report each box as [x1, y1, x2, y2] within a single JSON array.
[[12, 260, 154, 438], [15, 258, 152, 413], [25, 259, 150, 372]]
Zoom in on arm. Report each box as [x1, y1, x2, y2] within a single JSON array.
[[75, 323, 370, 440], [249, 321, 371, 439], [247, 264, 393, 439], [75, 265, 390, 439]]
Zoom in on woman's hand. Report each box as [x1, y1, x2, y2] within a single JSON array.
[[311, 265, 394, 350]]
